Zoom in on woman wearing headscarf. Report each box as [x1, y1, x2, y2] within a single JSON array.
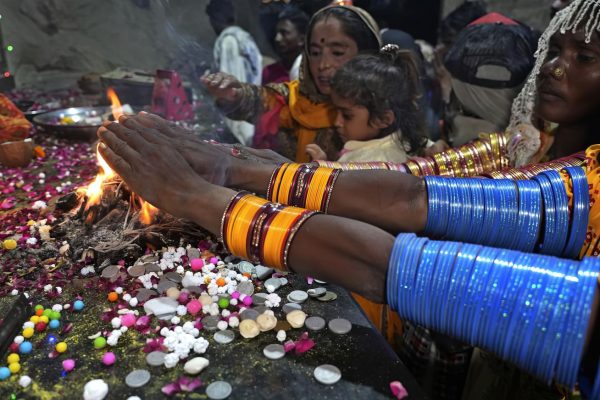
[[201, 5, 382, 162]]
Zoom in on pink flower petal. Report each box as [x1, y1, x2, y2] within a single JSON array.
[[283, 340, 296, 353], [161, 382, 180, 396], [390, 381, 408, 399]]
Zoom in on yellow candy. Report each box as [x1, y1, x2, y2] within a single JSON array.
[[2, 239, 17, 250], [55, 342, 67, 353], [27, 220, 36, 226], [204, 276, 212, 284], [39, 316, 49, 324], [22, 328, 34, 339], [29, 316, 39, 324], [7, 354, 19, 364], [8, 363, 20, 374]]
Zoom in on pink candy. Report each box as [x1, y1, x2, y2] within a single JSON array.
[[62, 359, 76, 372], [242, 296, 253, 307], [231, 291, 240, 300], [121, 313, 136, 327], [209, 257, 219, 265], [190, 258, 204, 272], [187, 300, 202, 315], [102, 352, 116, 366]]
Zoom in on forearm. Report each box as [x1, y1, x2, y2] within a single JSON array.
[[217, 83, 263, 123]]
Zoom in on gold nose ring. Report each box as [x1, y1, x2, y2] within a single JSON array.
[[553, 67, 565, 79]]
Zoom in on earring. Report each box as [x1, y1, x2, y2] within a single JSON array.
[[552, 66, 565, 79]]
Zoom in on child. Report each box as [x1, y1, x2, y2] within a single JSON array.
[[306, 44, 446, 162]]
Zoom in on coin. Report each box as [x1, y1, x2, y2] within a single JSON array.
[[128, 264, 147, 277], [328, 318, 352, 335], [125, 369, 151, 388], [157, 279, 177, 294], [252, 293, 268, 306], [214, 330, 235, 344], [315, 291, 337, 302], [135, 288, 158, 302], [145, 351, 166, 367], [186, 248, 201, 260], [287, 290, 308, 304], [239, 309, 259, 321], [263, 344, 285, 360], [202, 315, 220, 331], [282, 303, 302, 314], [264, 278, 281, 292], [305, 316, 326, 331], [164, 272, 182, 283], [206, 381, 232, 399], [101, 265, 120, 279], [314, 364, 341, 385], [237, 281, 254, 296], [143, 263, 161, 273], [140, 254, 159, 263], [307, 287, 327, 298]]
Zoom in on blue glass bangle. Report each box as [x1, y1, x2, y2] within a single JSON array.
[[388, 233, 414, 312], [480, 179, 502, 248], [495, 180, 520, 249], [424, 177, 449, 237], [535, 174, 559, 255], [562, 167, 590, 259], [467, 246, 500, 344], [465, 179, 486, 244], [513, 180, 542, 252], [398, 235, 428, 320], [415, 240, 443, 326], [542, 170, 570, 256], [431, 241, 462, 332], [451, 243, 483, 341]]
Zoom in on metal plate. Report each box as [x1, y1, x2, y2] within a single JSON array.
[[33, 107, 112, 141]]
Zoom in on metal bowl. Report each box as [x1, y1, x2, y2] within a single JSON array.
[[33, 106, 111, 141]]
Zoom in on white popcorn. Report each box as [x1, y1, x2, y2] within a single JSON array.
[[221, 309, 231, 318], [13, 335, 24, 344], [228, 316, 240, 329], [115, 287, 123, 294], [129, 297, 138, 307], [217, 320, 228, 331], [277, 330, 286, 342], [122, 293, 132, 302], [19, 375, 32, 388], [170, 316, 181, 325], [26, 237, 38, 245], [111, 318, 122, 329], [182, 321, 195, 334], [176, 305, 188, 316], [11, 289, 19, 296], [164, 353, 179, 368], [193, 337, 209, 354], [52, 304, 63, 312]]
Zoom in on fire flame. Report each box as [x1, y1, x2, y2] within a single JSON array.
[[77, 88, 158, 224]]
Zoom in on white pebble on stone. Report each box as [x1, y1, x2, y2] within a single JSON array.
[[184, 357, 209, 375], [83, 379, 109, 400], [19, 375, 32, 388]]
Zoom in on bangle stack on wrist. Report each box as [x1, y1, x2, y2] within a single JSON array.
[[221, 192, 318, 271], [387, 233, 600, 388]]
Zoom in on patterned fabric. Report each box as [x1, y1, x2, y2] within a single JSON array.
[[0, 94, 31, 144]]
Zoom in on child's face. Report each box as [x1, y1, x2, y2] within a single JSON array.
[[331, 91, 386, 142], [308, 18, 359, 95]]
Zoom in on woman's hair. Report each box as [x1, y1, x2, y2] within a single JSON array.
[[331, 45, 428, 154], [307, 6, 380, 52], [278, 6, 309, 36]]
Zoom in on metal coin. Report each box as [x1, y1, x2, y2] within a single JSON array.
[[164, 272, 182, 283], [187, 286, 203, 294], [186, 248, 201, 260], [263, 344, 285, 360], [128, 264, 147, 277], [206, 380, 232, 400], [328, 318, 352, 335], [101, 265, 120, 279], [307, 287, 327, 298], [252, 293, 268, 306], [237, 281, 254, 296], [287, 290, 308, 304], [202, 315, 221, 331], [140, 254, 159, 263], [136, 288, 158, 302], [145, 351, 166, 367], [157, 279, 177, 294], [316, 291, 338, 302], [125, 369, 151, 388], [143, 263, 161, 273], [282, 303, 302, 314], [314, 279, 327, 284], [314, 364, 341, 385], [279, 277, 288, 286], [264, 278, 281, 292], [239, 309, 260, 321], [214, 330, 235, 344], [236, 261, 254, 274], [253, 306, 268, 315], [305, 316, 326, 331]]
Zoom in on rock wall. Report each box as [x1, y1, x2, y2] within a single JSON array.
[[0, 0, 270, 90]]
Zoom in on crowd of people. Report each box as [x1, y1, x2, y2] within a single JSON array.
[[97, 0, 600, 399]]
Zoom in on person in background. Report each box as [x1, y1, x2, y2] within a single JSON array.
[[262, 6, 309, 84], [206, 0, 262, 145], [442, 13, 538, 147]]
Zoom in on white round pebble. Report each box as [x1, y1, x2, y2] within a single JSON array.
[[217, 320, 229, 331], [314, 364, 342, 385], [83, 379, 109, 400], [14, 335, 24, 344], [184, 357, 209, 375], [206, 381, 232, 400], [11, 289, 19, 296], [123, 294, 132, 302], [19, 375, 32, 388], [263, 344, 285, 360], [127, 397, 142, 400], [111, 318, 122, 329], [129, 297, 139, 307], [52, 304, 63, 312], [276, 330, 286, 342]]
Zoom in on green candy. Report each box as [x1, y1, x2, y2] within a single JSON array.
[[34, 304, 43, 312], [93, 337, 107, 349], [218, 297, 230, 309], [50, 311, 61, 320], [43, 309, 52, 317]]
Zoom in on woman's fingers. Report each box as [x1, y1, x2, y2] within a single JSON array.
[[119, 115, 171, 145], [97, 141, 134, 182]]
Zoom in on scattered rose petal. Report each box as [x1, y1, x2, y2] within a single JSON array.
[[390, 381, 408, 399]]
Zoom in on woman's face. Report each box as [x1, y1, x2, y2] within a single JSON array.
[[274, 19, 303, 58], [536, 30, 600, 125], [308, 17, 359, 95]]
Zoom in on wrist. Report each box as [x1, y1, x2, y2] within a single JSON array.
[[227, 160, 277, 194]]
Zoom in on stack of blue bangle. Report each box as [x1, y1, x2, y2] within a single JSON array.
[[424, 166, 590, 258], [387, 233, 600, 388]]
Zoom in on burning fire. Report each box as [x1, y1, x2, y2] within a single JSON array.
[[77, 88, 159, 224]]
